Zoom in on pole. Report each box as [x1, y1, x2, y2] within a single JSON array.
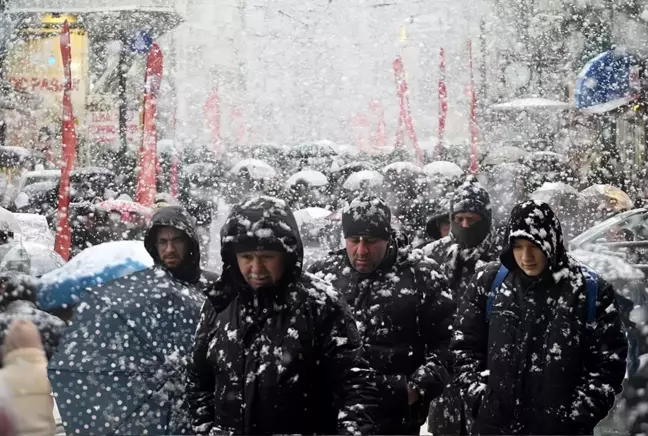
[[437, 47, 448, 160]]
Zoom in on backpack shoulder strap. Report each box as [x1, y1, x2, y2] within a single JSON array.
[[581, 266, 599, 324], [486, 265, 509, 323]]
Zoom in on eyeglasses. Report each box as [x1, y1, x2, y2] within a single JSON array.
[[156, 236, 184, 249]]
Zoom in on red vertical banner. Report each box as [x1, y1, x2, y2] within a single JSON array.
[[230, 107, 247, 146], [136, 43, 163, 206], [351, 113, 371, 153], [204, 84, 221, 157], [437, 47, 448, 160], [54, 21, 77, 261], [369, 100, 386, 149], [171, 110, 178, 198], [393, 56, 423, 166], [468, 40, 479, 173]]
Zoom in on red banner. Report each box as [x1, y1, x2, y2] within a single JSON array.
[[369, 100, 386, 149], [136, 43, 163, 206], [204, 84, 222, 156], [437, 48, 448, 160], [54, 21, 77, 261], [468, 40, 479, 173], [393, 57, 423, 165]]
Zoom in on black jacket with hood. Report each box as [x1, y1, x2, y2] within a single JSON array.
[[309, 236, 455, 435], [144, 206, 218, 287], [186, 196, 378, 435], [452, 200, 628, 435]]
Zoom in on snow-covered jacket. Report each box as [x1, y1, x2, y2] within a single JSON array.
[[186, 197, 377, 435], [309, 240, 455, 434], [452, 201, 628, 435]]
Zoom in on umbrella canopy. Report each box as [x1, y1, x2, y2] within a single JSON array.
[[0, 206, 20, 235], [531, 182, 579, 199], [571, 248, 645, 282], [581, 184, 633, 212], [423, 161, 463, 178], [97, 200, 153, 223], [49, 268, 204, 435], [229, 159, 277, 180], [0, 241, 64, 277], [382, 161, 423, 174], [293, 207, 333, 227], [14, 213, 54, 247], [286, 170, 328, 188], [288, 142, 338, 158], [483, 145, 530, 166], [342, 170, 384, 191], [38, 241, 153, 310]]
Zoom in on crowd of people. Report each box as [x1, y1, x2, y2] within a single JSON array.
[[0, 172, 642, 436]]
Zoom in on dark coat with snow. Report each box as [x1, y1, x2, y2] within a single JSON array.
[[452, 201, 628, 435], [423, 235, 498, 435], [0, 274, 65, 361], [144, 206, 218, 288], [309, 240, 455, 435], [186, 197, 378, 435]]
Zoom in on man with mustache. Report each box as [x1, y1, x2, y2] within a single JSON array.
[[309, 195, 455, 434], [144, 206, 218, 288]]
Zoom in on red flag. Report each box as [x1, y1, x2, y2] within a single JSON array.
[[136, 43, 163, 206], [204, 84, 222, 156], [468, 40, 479, 173], [369, 100, 386, 149], [54, 21, 77, 261], [393, 57, 423, 165], [437, 48, 448, 160]]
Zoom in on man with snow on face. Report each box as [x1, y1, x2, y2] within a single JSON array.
[[452, 200, 627, 435], [309, 195, 455, 435], [424, 177, 499, 434], [186, 196, 377, 435]]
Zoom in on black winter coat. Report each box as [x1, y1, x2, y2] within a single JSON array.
[[452, 201, 628, 435], [423, 234, 497, 435], [186, 197, 377, 435], [309, 242, 455, 434]]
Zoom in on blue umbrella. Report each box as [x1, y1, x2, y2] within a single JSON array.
[[49, 267, 205, 435], [37, 240, 153, 310]]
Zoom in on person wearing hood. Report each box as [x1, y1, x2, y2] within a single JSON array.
[[0, 272, 65, 362], [452, 200, 627, 435], [424, 177, 498, 435], [144, 206, 218, 288], [309, 195, 455, 435], [186, 196, 378, 435]]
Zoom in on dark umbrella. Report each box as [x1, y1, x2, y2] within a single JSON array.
[[49, 268, 205, 435]]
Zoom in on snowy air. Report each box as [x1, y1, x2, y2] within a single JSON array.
[[0, 0, 647, 435]]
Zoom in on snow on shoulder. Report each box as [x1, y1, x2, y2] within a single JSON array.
[[302, 271, 340, 306]]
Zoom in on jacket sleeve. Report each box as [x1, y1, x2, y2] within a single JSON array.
[[186, 300, 217, 435], [409, 262, 456, 403], [570, 279, 628, 431], [319, 297, 378, 435], [450, 268, 491, 417]]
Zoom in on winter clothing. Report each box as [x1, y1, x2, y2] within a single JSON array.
[[187, 196, 378, 435], [0, 320, 56, 436], [452, 200, 628, 435], [424, 179, 497, 435], [342, 196, 391, 240], [0, 273, 65, 361], [144, 205, 218, 287], [309, 234, 455, 435]]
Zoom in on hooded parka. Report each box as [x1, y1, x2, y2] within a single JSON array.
[[452, 201, 628, 435], [186, 197, 377, 435], [309, 233, 455, 434], [144, 206, 218, 287]]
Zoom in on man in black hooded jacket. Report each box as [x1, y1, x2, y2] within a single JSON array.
[[424, 177, 498, 434], [453, 200, 627, 435], [186, 196, 377, 435], [309, 195, 454, 435], [144, 206, 218, 288]]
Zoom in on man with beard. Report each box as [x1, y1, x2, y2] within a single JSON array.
[[144, 206, 218, 288], [309, 195, 454, 435], [186, 196, 377, 435], [423, 176, 499, 435]]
